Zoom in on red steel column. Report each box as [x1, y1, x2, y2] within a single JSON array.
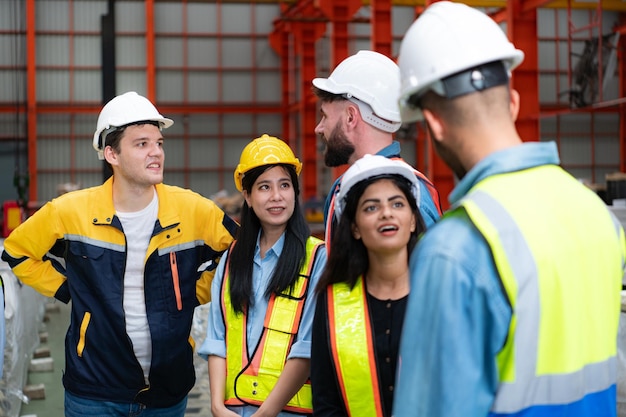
[[508, 0, 540, 142], [371, 0, 392, 57], [270, 0, 326, 199], [318, 0, 361, 65], [26, 0, 37, 202], [317, 0, 362, 181], [414, 3, 455, 209], [296, 24, 320, 200], [145, 0, 156, 101], [269, 4, 293, 145]]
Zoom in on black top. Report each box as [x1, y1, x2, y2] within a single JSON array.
[[311, 288, 408, 417]]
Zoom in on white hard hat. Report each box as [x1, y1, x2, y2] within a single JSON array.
[[335, 154, 420, 219], [92, 91, 173, 160], [313, 50, 402, 133], [398, 1, 525, 122]]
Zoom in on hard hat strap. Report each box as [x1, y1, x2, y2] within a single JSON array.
[[407, 60, 509, 111], [344, 96, 401, 133], [437, 60, 509, 100]]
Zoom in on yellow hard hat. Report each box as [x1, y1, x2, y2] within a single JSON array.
[[234, 134, 302, 192]]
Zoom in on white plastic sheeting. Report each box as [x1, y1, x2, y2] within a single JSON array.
[[0, 242, 47, 417]]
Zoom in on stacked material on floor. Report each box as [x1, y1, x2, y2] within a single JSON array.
[[0, 242, 47, 417]]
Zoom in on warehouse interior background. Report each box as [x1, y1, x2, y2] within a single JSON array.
[[0, 0, 625, 223], [0, 1, 626, 416]]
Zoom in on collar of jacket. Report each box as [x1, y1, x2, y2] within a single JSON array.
[[88, 178, 181, 233]]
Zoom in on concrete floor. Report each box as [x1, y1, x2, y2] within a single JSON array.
[[19, 301, 68, 417]]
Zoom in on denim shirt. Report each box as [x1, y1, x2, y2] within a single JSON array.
[[393, 142, 560, 417]]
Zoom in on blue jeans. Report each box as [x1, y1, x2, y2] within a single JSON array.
[[64, 391, 188, 417]]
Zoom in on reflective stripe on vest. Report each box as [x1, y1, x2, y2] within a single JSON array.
[[328, 276, 384, 417], [456, 165, 625, 415], [222, 236, 323, 414]]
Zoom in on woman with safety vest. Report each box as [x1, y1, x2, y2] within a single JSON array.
[[310, 154, 426, 417], [198, 134, 327, 417]]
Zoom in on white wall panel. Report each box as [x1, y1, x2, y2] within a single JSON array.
[[190, 137, 221, 169], [255, 5, 280, 34], [116, 1, 146, 33], [73, 1, 107, 32], [0, 1, 621, 203], [186, 38, 219, 67], [222, 73, 253, 102], [222, 39, 253, 67], [186, 3, 218, 33], [221, 4, 253, 34], [187, 72, 220, 102], [256, 72, 281, 102], [37, 70, 69, 101], [36, 1, 69, 31], [116, 70, 147, 97]]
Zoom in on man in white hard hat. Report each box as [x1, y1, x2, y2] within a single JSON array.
[[1, 91, 238, 416], [312, 50, 442, 251], [393, 3, 625, 417]]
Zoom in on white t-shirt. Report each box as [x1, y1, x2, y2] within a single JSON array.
[[116, 191, 158, 384]]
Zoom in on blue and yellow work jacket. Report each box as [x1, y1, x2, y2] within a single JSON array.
[[1, 178, 237, 407]]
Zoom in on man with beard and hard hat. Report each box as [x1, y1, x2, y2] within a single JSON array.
[[312, 50, 442, 252], [393, 3, 626, 417]]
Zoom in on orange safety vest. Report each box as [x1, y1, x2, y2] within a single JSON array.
[[327, 276, 384, 417], [221, 236, 324, 414]]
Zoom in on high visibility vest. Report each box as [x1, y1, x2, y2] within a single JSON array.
[[324, 158, 441, 253], [455, 165, 625, 416], [222, 236, 324, 414], [327, 276, 384, 417]]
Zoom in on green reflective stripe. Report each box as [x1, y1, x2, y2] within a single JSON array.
[[463, 175, 619, 414], [329, 277, 383, 417], [223, 268, 244, 403]]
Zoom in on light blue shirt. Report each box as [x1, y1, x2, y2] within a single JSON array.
[[323, 141, 441, 231], [198, 232, 327, 417], [393, 142, 561, 417]]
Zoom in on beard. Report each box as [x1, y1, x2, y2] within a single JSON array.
[[323, 122, 355, 167]]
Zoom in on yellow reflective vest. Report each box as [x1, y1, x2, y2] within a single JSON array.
[[457, 165, 625, 416], [327, 276, 384, 417], [222, 236, 324, 414]]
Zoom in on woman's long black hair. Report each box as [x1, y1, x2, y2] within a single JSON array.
[[315, 174, 426, 294], [228, 163, 311, 314]]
